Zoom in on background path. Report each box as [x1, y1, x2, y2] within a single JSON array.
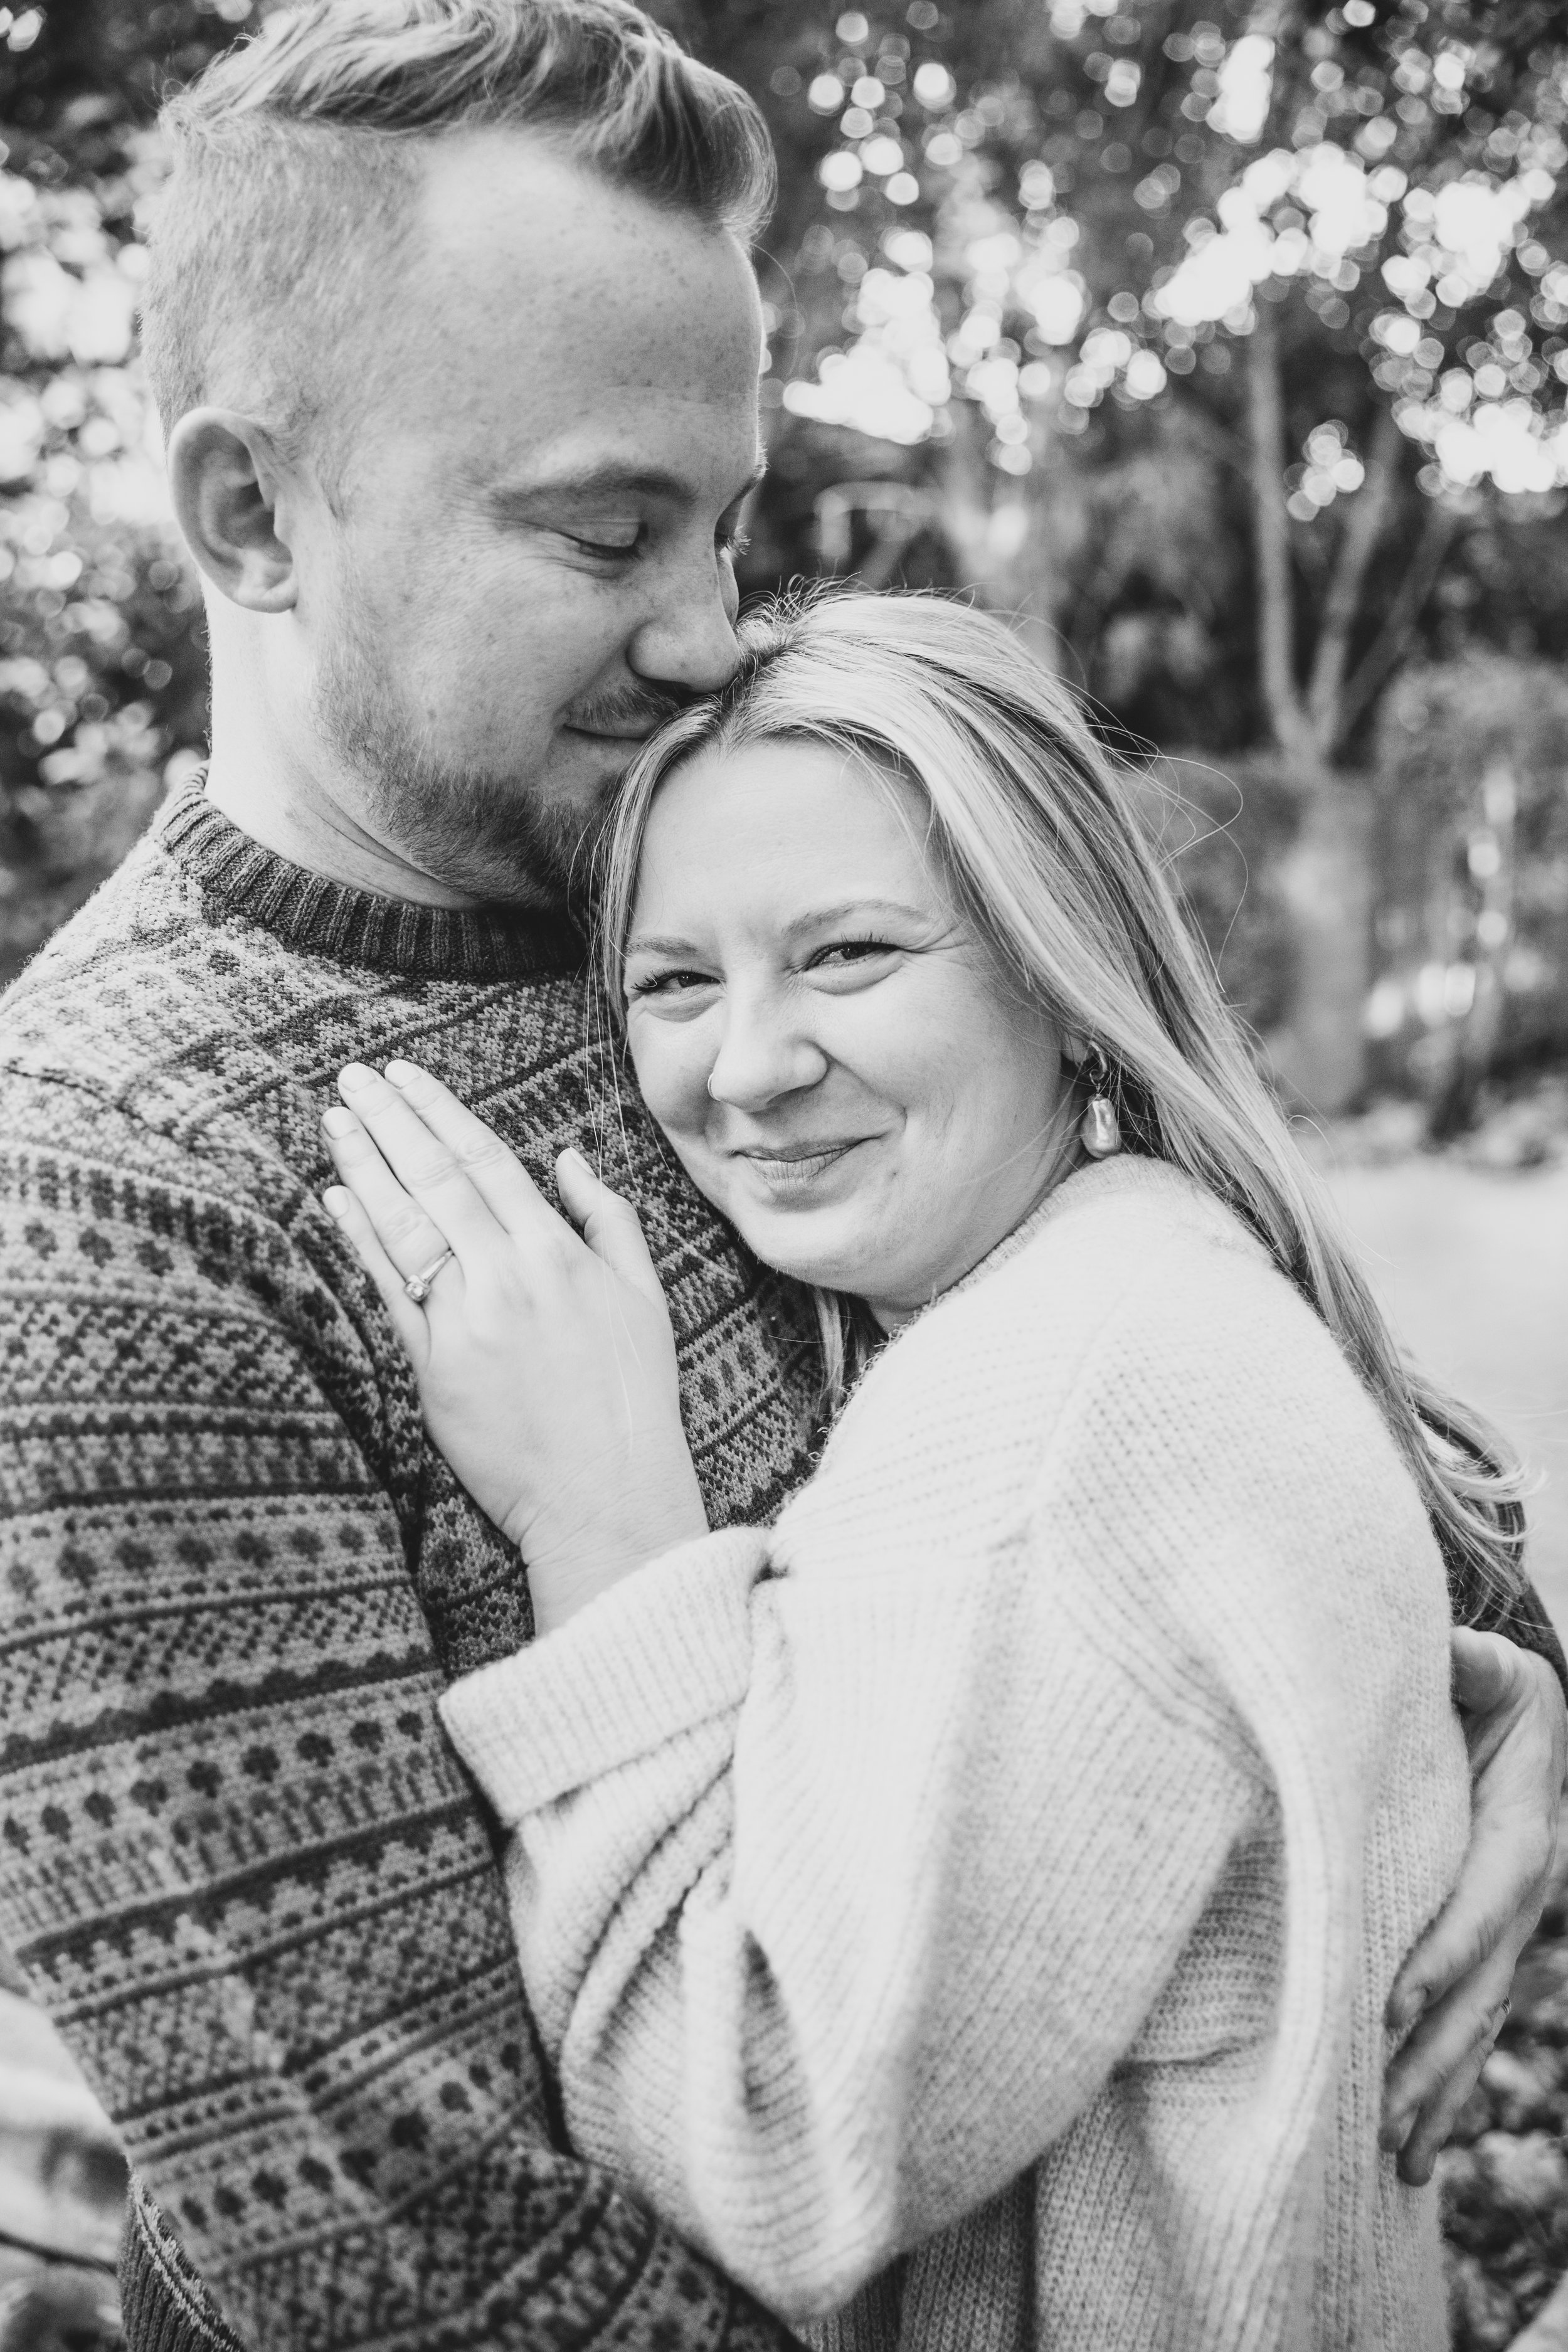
[[1327, 1158, 1568, 1640]]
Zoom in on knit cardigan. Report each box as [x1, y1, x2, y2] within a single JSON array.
[[442, 1158, 1472, 2352], [0, 784, 823, 2352]]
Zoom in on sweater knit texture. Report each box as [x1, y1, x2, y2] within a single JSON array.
[[0, 783, 824, 2352], [442, 1159, 1473, 2352]]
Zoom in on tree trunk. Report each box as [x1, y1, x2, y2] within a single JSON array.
[[1246, 304, 1372, 1113], [934, 403, 1066, 671], [1265, 761, 1375, 1116]]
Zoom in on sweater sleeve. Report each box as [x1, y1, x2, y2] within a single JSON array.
[[0, 1080, 794, 2352], [440, 1507, 1261, 2322]]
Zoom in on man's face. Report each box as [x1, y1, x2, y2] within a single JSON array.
[[298, 132, 765, 905]]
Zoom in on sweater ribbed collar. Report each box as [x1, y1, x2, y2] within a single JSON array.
[[156, 780, 583, 982]]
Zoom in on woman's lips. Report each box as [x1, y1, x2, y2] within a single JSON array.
[[730, 1139, 872, 1190]]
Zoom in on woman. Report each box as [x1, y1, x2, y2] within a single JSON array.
[[320, 593, 1516, 2348]]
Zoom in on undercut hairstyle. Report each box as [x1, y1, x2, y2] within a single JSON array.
[[140, 0, 775, 462]]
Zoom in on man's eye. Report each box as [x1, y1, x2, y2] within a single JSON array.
[[569, 526, 642, 560]]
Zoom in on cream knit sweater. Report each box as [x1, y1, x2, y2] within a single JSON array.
[[441, 1158, 1468, 2351]]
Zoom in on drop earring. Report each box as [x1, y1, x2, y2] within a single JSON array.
[[1079, 1045, 1122, 1160]]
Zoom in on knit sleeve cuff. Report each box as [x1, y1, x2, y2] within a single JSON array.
[[438, 1526, 770, 1821]]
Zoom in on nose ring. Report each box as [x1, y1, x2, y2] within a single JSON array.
[[706, 1073, 718, 1099]]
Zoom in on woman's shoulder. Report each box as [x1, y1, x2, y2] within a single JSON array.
[[811, 1155, 1399, 1536], [785, 1154, 1445, 1688], [916, 1155, 1311, 1389], [976, 1155, 1274, 1294]]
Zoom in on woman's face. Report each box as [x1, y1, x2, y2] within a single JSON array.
[[623, 737, 1078, 1326]]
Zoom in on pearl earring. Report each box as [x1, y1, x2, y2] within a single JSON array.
[[1079, 1046, 1122, 1160]]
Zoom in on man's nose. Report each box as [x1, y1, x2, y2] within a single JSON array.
[[627, 541, 743, 699], [707, 992, 829, 1111]]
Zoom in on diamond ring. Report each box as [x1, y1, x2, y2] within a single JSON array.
[[404, 1247, 457, 1305]]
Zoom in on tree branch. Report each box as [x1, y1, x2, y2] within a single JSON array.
[[1305, 403, 1402, 745], [1332, 497, 1459, 753]]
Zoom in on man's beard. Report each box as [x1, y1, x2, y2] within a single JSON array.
[[312, 608, 659, 913]]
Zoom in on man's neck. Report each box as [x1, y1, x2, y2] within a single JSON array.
[[204, 743, 484, 911]]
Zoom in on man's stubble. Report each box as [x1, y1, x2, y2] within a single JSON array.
[[311, 584, 674, 914]]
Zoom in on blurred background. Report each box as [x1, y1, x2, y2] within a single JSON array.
[[1, 0, 1566, 2344]]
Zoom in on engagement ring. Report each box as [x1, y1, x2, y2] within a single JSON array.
[[404, 1248, 456, 1305]]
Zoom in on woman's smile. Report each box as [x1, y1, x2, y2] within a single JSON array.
[[728, 1133, 884, 1196], [623, 736, 1074, 1325]]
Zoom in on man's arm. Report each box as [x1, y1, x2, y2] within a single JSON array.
[[0, 1086, 793, 2352], [1382, 1626, 1566, 2182]]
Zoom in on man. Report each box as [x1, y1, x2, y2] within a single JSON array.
[[0, 4, 1560, 2349]]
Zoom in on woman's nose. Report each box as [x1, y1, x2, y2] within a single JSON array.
[[706, 1000, 829, 1111]]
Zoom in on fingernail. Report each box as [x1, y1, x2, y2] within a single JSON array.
[[322, 1188, 350, 1221], [559, 1147, 588, 1171], [322, 1106, 358, 1138], [1387, 1985, 1426, 2032], [385, 1061, 418, 1085], [339, 1063, 375, 1090]]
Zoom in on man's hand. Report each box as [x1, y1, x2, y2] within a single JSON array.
[[1380, 1627, 1567, 2185]]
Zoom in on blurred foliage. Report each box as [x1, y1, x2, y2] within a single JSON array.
[[1, 0, 1567, 1062]]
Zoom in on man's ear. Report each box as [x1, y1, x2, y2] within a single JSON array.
[[166, 408, 299, 613]]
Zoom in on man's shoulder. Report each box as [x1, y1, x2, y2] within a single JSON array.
[[0, 818, 262, 1121], [0, 821, 581, 1172]]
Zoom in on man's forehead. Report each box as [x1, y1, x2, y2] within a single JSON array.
[[410, 129, 760, 338], [376, 132, 763, 472]]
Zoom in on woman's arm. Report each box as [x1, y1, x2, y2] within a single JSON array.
[[320, 1064, 1565, 2232], [442, 1518, 1257, 2323]]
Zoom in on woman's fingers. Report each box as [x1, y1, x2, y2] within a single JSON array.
[[335, 1063, 514, 1258], [323, 1102, 464, 1283], [380, 1061, 556, 1236], [322, 1182, 432, 1363], [556, 1148, 665, 1308]]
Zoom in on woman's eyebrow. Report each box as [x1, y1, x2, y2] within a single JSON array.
[[785, 897, 930, 935], [626, 899, 933, 963], [625, 931, 704, 960]]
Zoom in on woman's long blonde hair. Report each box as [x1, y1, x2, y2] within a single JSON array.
[[596, 588, 1525, 1617]]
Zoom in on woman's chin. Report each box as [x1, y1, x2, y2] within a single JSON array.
[[726, 1202, 879, 1299]]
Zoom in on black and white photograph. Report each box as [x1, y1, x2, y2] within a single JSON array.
[[1, 1, 1567, 2346]]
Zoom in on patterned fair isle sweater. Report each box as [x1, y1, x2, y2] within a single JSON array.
[[0, 782, 823, 2352]]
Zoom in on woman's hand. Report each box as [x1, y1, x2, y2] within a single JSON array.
[[1380, 1627, 1567, 2183], [320, 1059, 708, 1633]]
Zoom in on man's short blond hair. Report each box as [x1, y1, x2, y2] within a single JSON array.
[[140, 0, 775, 464]]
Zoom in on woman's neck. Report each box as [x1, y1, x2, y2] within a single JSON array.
[[860, 1128, 1088, 1334]]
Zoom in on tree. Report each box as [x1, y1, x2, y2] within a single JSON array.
[[690, 0, 1568, 1109], [4, 0, 1567, 1101], [0, 0, 238, 980]]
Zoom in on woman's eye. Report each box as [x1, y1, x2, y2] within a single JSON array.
[[627, 967, 715, 999], [808, 937, 896, 972], [718, 524, 752, 561]]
